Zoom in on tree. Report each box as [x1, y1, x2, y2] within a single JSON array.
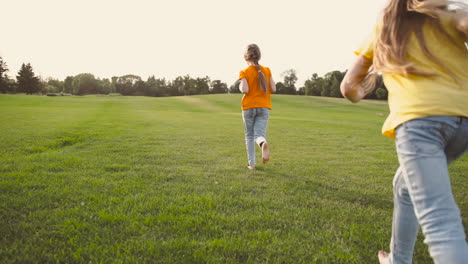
[[46, 78, 64, 93], [72, 73, 101, 95], [195, 77, 210, 95], [113, 74, 141, 95], [134, 79, 147, 95], [210, 80, 228, 94], [5, 78, 16, 93], [63, 76, 74, 94], [38, 77, 48, 95], [229, 80, 241, 94], [100, 78, 113, 94], [17, 63, 40, 94], [297, 86, 305, 95], [304, 73, 322, 96], [323, 70, 345, 98], [169, 75, 207, 96], [167, 79, 180, 96], [172, 76, 185, 96], [72, 77, 80, 95], [0, 57, 9, 93], [329, 77, 341, 98], [146, 76, 159, 96], [275, 82, 287, 94], [320, 81, 331, 97], [146, 76, 169, 97], [281, 69, 298, 95]]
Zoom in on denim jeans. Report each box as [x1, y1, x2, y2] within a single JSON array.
[[389, 116, 468, 264], [242, 107, 270, 165]]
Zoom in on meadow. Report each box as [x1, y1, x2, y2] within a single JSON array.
[[0, 94, 467, 263]]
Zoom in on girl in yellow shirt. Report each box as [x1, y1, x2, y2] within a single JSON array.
[[341, 0, 468, 263], [239, 44, 276, 170]]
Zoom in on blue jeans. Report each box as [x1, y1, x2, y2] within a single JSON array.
[[389, 116, 468, 264], [242, 107, 270, 165]]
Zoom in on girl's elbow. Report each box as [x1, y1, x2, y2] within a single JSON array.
[[348, 96, 361, 104], [340, 82, 350, 98], [340, 83, 361, 103]]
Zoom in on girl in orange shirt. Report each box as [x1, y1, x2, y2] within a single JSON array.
[[239, 44, 276, 170]]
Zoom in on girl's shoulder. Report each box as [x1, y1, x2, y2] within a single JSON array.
[[258, 65, 271, 73], [240, 65, 272, 76], [239, 66, 255, 79]]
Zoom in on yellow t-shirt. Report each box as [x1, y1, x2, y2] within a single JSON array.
[[239, 65, 273, 110], [356, 14, 468, 139]]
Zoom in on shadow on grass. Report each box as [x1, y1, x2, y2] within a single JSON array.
[[315, 181, 393, 211], [284, 175, 394, 211]]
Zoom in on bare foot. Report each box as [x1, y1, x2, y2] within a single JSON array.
[[378, 251, 389, 264], [262, 142, 270, 164]]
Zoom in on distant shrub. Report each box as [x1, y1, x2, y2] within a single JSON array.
[[47, 93, 58, 96]]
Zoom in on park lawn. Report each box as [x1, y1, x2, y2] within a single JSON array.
[[0, 94, 467, 263]]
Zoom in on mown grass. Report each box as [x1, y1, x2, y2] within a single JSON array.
[[0, 94, 466, 263]]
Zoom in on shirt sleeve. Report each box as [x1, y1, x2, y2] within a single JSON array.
[[355, 26, 378, 60], [239, 70, 246, 80]]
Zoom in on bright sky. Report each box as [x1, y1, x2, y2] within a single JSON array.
[[1, 0, 390, 86]]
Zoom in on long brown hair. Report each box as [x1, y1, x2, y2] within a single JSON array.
[[244, 44, 268, 93], [365, 0, 466, 90]]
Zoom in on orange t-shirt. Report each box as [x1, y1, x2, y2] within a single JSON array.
[[238, 65, 273, 110]]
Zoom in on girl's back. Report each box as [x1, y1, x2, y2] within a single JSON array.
[[356, 10, 468, 138]]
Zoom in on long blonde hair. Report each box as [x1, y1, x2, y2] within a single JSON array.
[[365, 0, 466, 91], [244, 44, 268, 93]]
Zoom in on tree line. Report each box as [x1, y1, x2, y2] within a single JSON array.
[[0, 56, 388, 100]]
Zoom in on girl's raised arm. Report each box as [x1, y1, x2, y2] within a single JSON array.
[[340, 55, 373, 103]]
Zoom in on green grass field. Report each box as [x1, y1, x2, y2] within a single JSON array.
[[1, 94, 467, 263]]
